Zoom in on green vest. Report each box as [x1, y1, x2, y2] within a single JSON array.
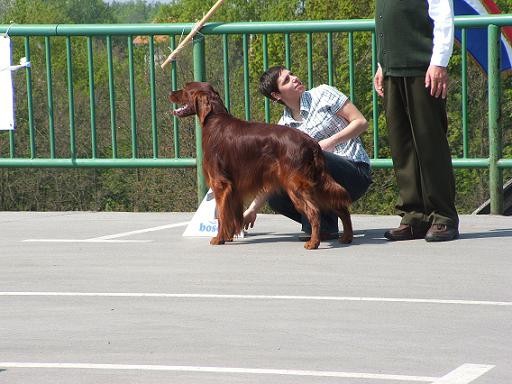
[[375, 0, 434, 76]]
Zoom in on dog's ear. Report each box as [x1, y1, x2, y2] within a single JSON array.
[[194, 91, 212, 125]]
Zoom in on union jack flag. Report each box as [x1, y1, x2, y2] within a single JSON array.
[[454, 0, 512, 72]]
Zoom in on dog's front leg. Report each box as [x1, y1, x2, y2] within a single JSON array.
[[210, 226, 226, 245], [209, 181, 235, 245], [210, 200, 226, 245]]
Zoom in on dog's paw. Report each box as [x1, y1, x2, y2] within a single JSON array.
[[340, 233, 353, 244], [210, 237, 225, 245], [304, 240, 320, 250]]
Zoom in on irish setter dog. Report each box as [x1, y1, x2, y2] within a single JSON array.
[[169, 82, 353, 250]]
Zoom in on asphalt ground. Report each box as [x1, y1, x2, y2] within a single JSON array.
[[0, 212, 511, 384]]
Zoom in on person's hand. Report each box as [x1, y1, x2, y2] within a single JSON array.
[[373, 65, 384, 97], [318, 138, 335, 152], [243, 208, 257, 230], [425, 65, 449, 98]]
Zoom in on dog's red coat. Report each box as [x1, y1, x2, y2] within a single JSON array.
[[170, 82, 353, 249]]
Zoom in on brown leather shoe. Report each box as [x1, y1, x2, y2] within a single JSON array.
[[384, 224, 428, 241], [298, 232, 339, 242], [425, 224, 459, 242]]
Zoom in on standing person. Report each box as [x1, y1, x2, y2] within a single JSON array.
[[243, 66, 372, 240], [374, 0, 459, 242]]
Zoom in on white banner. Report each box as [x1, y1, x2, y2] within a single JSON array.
[[0, 36, 15, 130]]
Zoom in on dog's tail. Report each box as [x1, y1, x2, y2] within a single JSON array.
[[318, 172, 352, 210], [310, 149, 352, 209]]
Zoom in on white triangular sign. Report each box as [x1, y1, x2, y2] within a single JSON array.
[[183, 188, 244, 238], [183, 188, 218, 237]]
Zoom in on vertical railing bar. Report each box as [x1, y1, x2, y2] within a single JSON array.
[[307, 32, 313, 89], [149, 35, 158, 159], [222, 34, 231, 112], [262, 33, 270, 123], [243, 33, 250, 121], [170, 35, 179, 158], [193, 35, 207, 203], [66, 36, 76, 158], [24, 36, 36, 158], [44, 36, 56, 158], [284, 33, 291, 69], [9, 130, 15, 158], [348, 31, 355, 103], [106, 35, 117, 159], [488, 24, 503, 214], [128, 35, 138, 158], [371, 32, 379, 160], [461, 28, 469, 158], [327, 32, 334, 86], [87, 36, 97, 159]]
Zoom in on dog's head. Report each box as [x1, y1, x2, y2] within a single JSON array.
[[169, 82, 225, 124]]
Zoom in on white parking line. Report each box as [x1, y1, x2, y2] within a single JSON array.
[[90, 221, 190, 240], [432, 364, 495, 383], [0, 362, 493, 383], [21, 239, 153, 243], [0, 292, 510, 306], [22, 221, 190, 243]]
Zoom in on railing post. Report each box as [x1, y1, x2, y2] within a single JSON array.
[[193, 35, 207, 205], [488, 24, 503, 214], [242, 34, 251, 121]]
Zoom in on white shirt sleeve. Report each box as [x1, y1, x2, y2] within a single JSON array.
[[428, 0, 455, 67]]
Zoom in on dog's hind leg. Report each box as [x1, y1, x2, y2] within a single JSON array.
[[320, 178, 353, 244], [287, 190, 321, 250], [337, 206, 353, 244]]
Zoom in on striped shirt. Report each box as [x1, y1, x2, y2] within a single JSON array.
[[278, 84, 370, 165]]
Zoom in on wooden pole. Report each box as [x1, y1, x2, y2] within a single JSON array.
[[160, 0, 225, 69]]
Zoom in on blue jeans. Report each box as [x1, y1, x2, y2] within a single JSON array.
[[268, 151, 372, 233]]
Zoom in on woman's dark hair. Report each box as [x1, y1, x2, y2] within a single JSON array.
[[258, 65, 286, 104]]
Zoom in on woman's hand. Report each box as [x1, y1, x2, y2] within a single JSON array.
[[318, 138, 336, 152], [243, 207, 257, 230], [243, 192, 270, 230]]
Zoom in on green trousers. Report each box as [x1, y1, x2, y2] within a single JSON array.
[[384, 76, 459, 228]]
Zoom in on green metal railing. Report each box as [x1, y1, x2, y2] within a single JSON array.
[[1, 15, 511, 212]]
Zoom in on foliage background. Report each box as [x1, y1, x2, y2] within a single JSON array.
[[0, 0, 511, 214]]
